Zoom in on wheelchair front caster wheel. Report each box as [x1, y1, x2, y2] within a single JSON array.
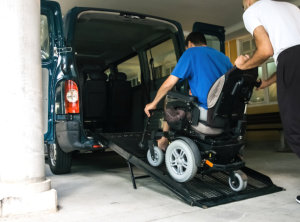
[[228, 170, 248, 192], [147, 146, 164, 167]]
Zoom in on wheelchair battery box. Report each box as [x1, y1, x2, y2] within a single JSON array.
[[199, 140, 245, 164]]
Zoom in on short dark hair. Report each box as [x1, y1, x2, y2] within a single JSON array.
[[185, 32, 207, 47]]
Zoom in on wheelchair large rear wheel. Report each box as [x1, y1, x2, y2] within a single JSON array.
[[165, 137, 200, 182]]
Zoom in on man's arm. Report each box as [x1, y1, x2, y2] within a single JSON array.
[[235, 26, 274, 70], [144, 75, 179, 117], [258, 72, 277, 90]]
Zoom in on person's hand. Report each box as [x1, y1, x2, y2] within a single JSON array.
[[144, 102, 157, 117], [256, 79, 269, 90], [235, 54, 250, 70]]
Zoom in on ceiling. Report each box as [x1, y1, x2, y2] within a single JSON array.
[[56, 0, 300, 39]]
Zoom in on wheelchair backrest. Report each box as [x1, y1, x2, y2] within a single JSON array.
[[206, 67, 258, 129]]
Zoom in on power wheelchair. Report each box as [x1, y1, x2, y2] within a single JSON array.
[[145, 66, 260, 192]]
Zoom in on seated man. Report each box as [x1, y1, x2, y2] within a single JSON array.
[[144, 32, 233, 150]]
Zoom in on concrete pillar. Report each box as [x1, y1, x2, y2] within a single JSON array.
[[0, 0, 57, 217]]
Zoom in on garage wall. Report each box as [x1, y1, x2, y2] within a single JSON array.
[[225, 39, 237, 65]]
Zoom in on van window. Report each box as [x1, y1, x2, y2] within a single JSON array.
[[104, 68, 111, 76], [146, 39, 177, 81], [239, 36, 277, 106], [205, 34, 221, 51], [117, 55, 141, 87], [40, 15, 50, 60], [267, 61, 277, 102], [250, 67, 264, 103]]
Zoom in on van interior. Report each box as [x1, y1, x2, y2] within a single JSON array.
[[66, 10, 183, 136]]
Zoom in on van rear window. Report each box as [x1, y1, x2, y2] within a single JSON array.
[[40, 15, 50, 60]]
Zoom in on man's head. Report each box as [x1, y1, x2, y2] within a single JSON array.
[[243, 0, 258, 11], [185, 32, 207, 49]]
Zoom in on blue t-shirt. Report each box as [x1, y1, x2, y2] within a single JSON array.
[[171, 46, 233, 109]]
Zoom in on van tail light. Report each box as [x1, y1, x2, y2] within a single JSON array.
[[92, 145, 102, 149], [65, 80, 79, 114]]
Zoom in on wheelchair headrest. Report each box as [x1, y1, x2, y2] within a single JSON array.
[[109, 72, 127, 81]]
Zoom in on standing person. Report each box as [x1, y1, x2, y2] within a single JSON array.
[[144, 32, 232, 150], [235, 0, 300, 204]]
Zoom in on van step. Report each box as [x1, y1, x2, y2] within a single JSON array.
[[100, 132, 283, 208]]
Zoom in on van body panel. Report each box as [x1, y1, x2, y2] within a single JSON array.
[[64, 7, 185, 53], [41, 1, 65, 143]]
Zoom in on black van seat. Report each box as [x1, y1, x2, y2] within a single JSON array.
[[83, 71, 108, 127], [108, 72, 132, 131]]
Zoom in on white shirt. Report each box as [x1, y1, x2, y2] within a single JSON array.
[[243, 0, 300, 63]]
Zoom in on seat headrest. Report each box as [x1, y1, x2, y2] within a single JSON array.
[[109, 72, 127, 81], [88, 72, 108, 81]]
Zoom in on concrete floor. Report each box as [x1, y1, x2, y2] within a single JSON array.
[[2, 140, 300, 222]]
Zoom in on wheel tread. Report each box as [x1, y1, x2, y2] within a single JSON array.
[[47, 142, 72, 175]]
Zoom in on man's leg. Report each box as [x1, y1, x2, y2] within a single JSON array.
[[277, 46, 300, 158], [157, 98, 170, 151], [157, 121, 169, 151], [277, 45, 300, 204]]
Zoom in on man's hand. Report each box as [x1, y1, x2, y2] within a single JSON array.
[[256, 80, 269, 90], [144, 75, 179, 117], [235, 54, 250, 70], [256, 73, 277, 90], [144, 102, 157, 117]]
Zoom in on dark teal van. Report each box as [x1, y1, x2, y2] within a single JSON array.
[[41, 0, 225, 174]]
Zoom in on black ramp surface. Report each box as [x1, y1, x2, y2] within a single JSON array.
[[102, 132, 283, 208]]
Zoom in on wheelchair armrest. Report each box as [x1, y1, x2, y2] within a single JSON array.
[[167, 91, 198, 103]]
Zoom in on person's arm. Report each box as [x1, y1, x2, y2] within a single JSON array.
[[258, 72, 277, 90], [144, 75, 179, 117], [235, 26, 274, 70]]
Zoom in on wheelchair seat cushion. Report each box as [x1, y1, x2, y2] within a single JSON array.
[[191, 121, 223, 135], [198, 106, 208, 122]]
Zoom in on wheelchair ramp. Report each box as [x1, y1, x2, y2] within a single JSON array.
[[101, 132, 283, 208]]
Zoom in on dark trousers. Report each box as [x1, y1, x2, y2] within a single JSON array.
[[277, 45, 300, 158]]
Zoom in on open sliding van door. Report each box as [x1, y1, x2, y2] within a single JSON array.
[[41, 1, 65, 143], [192, 22, 225, 53]]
